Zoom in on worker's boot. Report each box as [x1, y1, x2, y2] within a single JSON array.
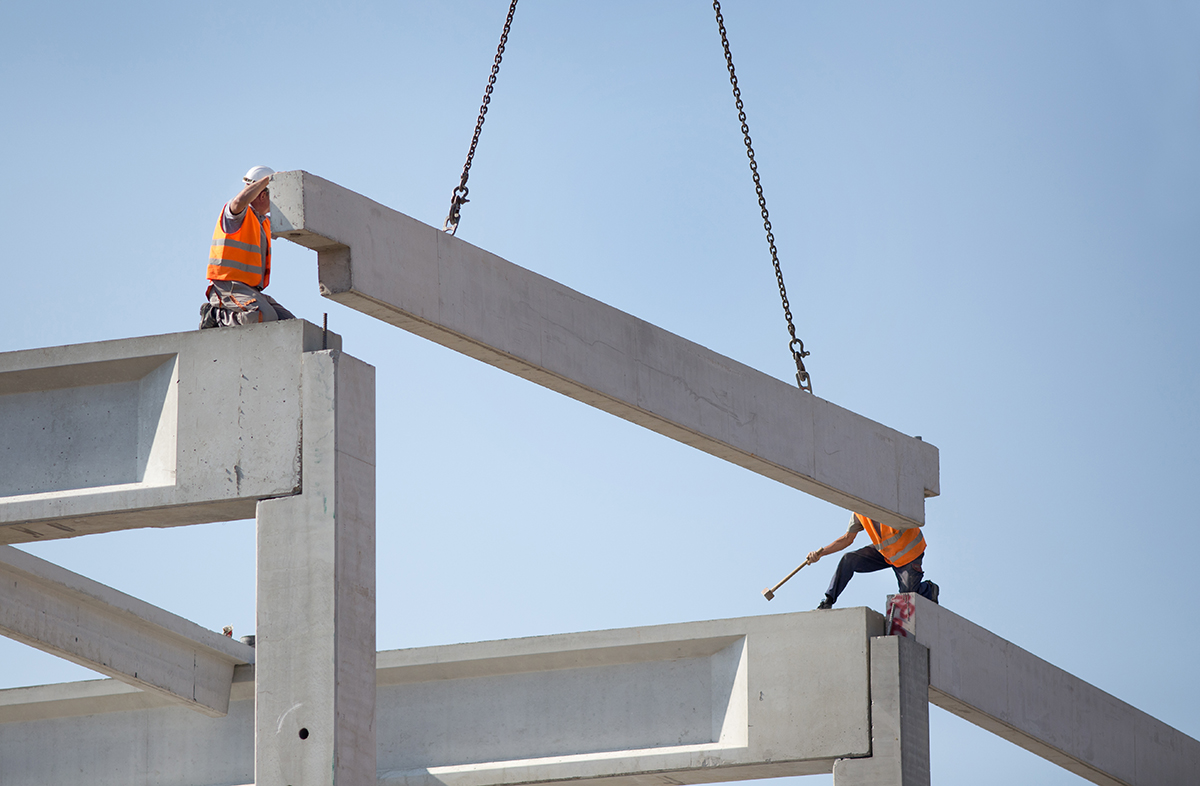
[[816, 598, 834, 610]]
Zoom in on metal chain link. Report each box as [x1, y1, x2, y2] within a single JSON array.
[[443, 0, 520, 236], [712, 0, 812, 393]]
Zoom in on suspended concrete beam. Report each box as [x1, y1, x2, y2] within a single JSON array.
[[0, 320, 339, 544], [887, 592, 1200, 786], [0, 544, 254, 717], [0, 609, 886, 786], [270, 171, 939, 529]]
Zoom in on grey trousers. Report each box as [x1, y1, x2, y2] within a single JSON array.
[[823, 546, 937, 605], [201, 281, 296, 328]]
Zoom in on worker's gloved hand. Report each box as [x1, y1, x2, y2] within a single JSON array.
[[806, 550, 822, 564]]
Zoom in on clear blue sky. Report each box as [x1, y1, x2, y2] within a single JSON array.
[[1, 2, 1197, 783]]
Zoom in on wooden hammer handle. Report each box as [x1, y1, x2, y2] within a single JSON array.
[[765, 557, 812, 596]]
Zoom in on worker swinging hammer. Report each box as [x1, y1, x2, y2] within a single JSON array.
[[809, 512, 939, 609], [764, 513, 940, 608], [200, 166, 298, 329]]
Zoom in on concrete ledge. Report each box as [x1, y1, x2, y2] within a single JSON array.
[[0, 666, 255, 724], [0, 609, 884, 786], [270, 171, 939, 529], [0, 320, 338, 543], [0, 545, 254, 717], [890, 593, 1200, 786]]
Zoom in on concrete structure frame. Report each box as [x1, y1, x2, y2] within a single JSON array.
[[1, 176, 1198, 786], [0, 321, 377, 785]]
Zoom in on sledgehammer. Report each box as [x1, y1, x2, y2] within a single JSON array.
[[762, 557, 813, 601]]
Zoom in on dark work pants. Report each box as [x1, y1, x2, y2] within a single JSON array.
[[824, 546, 937, 605]]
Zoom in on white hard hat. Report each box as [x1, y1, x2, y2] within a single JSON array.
[[242, 165, 275, 185]]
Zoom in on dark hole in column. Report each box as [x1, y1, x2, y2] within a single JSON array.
[[299, 727, 310, 740]]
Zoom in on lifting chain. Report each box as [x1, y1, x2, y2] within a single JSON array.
[[712, 0, 812, 393], [443, 0, 520, 236]]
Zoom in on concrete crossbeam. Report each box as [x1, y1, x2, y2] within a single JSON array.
[[890, 593, 1200, 786], [0, 320, 340, 543], [270, 171, 939, 529], [0, 678, 256, 786], [0, 609, 884, 786], [0, 544, 254, 717], [372, 608, 881, 786]]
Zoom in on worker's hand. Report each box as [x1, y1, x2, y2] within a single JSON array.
[[232, 176, 274, 214], [806, 550, 822, 564]]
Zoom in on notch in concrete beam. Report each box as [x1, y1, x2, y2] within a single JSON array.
[[0, 544, 254, 717], [270, 170, 938, 528]]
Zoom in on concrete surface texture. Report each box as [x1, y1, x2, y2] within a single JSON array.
[[890, 592, 1200, 786], [832, 636, 930, 786], [256, 349, 377, 786], [372, 608, 882, 786], [269, 170, 938, 530], [0, 320, 340, 543], [0, 543, 253, 717], [0, 683, 256, 786], [0, 609, 889, 786]]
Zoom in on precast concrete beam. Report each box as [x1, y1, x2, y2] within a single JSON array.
[[0, 320, 340, 543], [888, 593, 1200, 786], [0, 677, 256, 786], [0, 608, 883, 786], [373, 608, 883, 786], [269, 171, 939, 529], [0, 544, 254, 717]]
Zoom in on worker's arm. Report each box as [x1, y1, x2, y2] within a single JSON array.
[[229, 175, 271, 215], [806, 530, 857, 565]]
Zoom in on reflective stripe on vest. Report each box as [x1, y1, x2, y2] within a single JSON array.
[[854, 513, 926, 567], [207, 208, 271, 288]]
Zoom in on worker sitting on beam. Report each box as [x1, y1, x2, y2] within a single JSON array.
[[200, 165, 296, 328], [807, 513, 939, 609]]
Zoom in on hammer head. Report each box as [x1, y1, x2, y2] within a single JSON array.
[[762, 588, 775, 601]]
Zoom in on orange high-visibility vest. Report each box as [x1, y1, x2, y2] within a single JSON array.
[[854, 513, 926, 567], [207, 207, 271, 288]]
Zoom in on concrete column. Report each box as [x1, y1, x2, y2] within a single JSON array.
[[833, 635, 930, 786], [255, 350, 376, 786]]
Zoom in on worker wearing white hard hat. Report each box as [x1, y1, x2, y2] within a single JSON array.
[[242, 165, 275, 185], [200, 166, 297, 328]]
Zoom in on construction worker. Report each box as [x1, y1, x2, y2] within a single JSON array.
[[806, 512, 939, 609], [200, 166, 296, 329]]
